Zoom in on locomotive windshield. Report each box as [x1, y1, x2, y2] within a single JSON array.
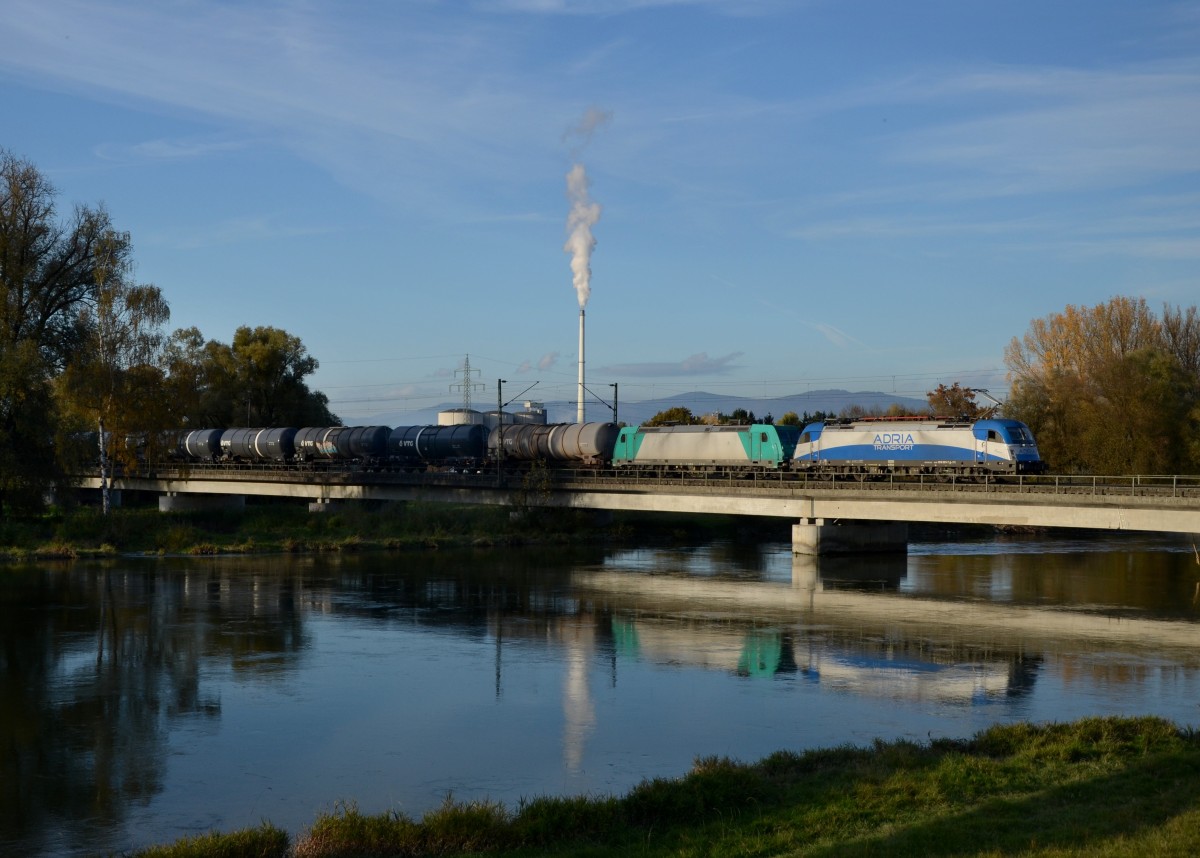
[[1007, 426, 1034, 445]]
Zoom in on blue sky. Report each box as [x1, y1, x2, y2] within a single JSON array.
[[3, 0, 1198, 423]]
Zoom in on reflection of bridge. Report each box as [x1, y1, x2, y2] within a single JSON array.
[[576, 561, 1200, 661], [84, 468, 1200, 553]]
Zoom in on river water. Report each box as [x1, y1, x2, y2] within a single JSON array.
[[2, 531, 1199, 856]]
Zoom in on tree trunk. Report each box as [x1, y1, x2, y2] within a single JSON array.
[[98, 415, 110, 516]]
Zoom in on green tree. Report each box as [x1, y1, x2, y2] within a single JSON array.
[[778, 411, 801, 426], [1077, 348, 1196, 474], [645, 406, 700, 426], [799, 410, 832, 426], [166, 325, 338, 427], [161, 326, 216, 425], [839, 404, 874, 419], [0, 151, 122, 511]]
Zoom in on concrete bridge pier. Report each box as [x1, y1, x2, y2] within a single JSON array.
[[792, 518, 908, 556], [790, 553, 819, 590], [159, 492, 246, 513]]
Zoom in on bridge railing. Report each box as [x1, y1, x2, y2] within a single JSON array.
[[91, 463, 1200, 501], [557, 469, 1200, 499]]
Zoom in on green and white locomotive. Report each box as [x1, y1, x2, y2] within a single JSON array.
[[612, 424, 801, 471]]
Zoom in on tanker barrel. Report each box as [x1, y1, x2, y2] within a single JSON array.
[[343, 426, 390, 458], [183, 428, 224, 460], [296, 426, 350, 460], [257, 427, 298, 461]]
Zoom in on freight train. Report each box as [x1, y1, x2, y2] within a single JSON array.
[[163, 416, 1044, 478], [175, 423, 492, 467]]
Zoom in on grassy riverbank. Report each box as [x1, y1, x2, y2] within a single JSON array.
[[0, 500, 788, 560], [132, 716, 1200, 857]]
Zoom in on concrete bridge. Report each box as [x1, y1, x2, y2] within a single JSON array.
[[82, 467, 1200, 554]]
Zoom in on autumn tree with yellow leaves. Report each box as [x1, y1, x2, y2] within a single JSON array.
[[927, 382, 988, 419], [1004, 297, 1200, 474]]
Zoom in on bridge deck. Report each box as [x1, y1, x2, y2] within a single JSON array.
[[80, 468, 1200, 536]]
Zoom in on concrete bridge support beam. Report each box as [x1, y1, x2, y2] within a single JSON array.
[[159, 492, 246, 513], [792, 518, 908, 556]]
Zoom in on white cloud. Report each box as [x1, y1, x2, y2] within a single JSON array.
[[477, 0, 788, 15], [598, 351, 743, 377], [879, 62, 1200, 194], [516, 352, 562, 373], [811, 324, 864, 349], [96, 137, 250, 162], [162, 215, 335, 250], [0, 0, 565, 211]]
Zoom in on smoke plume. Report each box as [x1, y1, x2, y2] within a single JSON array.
[[564, 107, 612, 154], [564, 162, 600, 309]]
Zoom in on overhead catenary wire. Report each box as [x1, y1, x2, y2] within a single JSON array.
[[316, 351, 1010, 416]]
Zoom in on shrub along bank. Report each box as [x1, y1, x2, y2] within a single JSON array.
[[131, 716, 1200, 857], [0, 500, 791, 560]]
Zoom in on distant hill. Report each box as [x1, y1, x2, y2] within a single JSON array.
[[352, 388, 928, 427], [611, 389, 929, 426]]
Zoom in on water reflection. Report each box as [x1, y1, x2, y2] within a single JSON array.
[[588, 558, 1043, 707], [1, 536, 1197, 856], [0, 560, 306, 856], [904, 548, 1200, 618], [562, 623, 596, 773]]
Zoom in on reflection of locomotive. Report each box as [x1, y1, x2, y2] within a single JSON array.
[[166, 415, 1044, 477]]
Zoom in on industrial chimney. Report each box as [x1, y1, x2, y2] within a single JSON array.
[[577, 308, 585, 423]]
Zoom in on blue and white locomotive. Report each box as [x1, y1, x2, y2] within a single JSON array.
[[793, 417, 1045, 476]]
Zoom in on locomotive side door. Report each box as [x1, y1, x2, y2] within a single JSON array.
[[981, 428, 1001, 465], [754, 429, 774, 466]]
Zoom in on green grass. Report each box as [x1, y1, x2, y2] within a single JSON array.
[[0, 503, 787, 559], [129, 716, 1200, 857], [128, 823, 289, 857], [0, 502, 600, 559]]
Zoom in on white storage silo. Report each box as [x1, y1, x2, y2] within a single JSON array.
[[438, 408, 483, 426]]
